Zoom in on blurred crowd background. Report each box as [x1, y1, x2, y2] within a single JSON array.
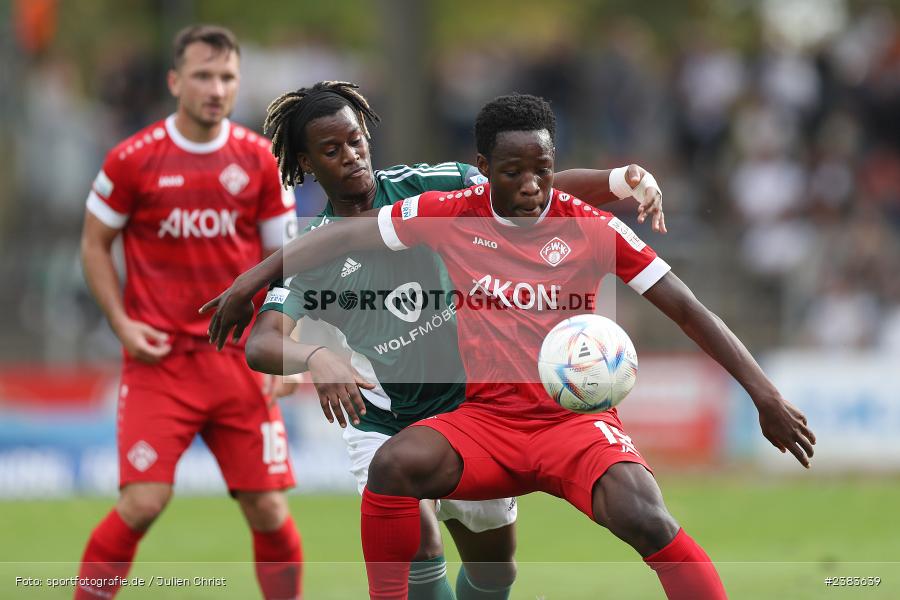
[[2, 0, 899, 362], [0, 0, 898, 495]]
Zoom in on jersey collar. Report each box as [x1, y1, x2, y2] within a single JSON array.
[[489, 188, 555, 227], [165, 115, 231, 154]]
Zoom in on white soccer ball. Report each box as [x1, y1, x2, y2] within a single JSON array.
[[538, 314, 638, 413]]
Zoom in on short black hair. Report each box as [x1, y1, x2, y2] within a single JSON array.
[[264, 81, 380, 187], [172, 24, 239, 69], [474, 93, 556, 159]]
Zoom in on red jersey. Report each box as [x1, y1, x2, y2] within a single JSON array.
[[86, 116, 295, 344], [378, 184, 670, 418]]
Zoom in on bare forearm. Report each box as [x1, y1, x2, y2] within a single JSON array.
[[554, 169, 615, 207], [81, 241, 128, 330], [245, 329, 321, 375], [645, 273, 778, 405], [679, 303, 778, 403]]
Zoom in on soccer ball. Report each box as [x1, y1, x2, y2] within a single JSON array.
[[538, 314, 638, 413]]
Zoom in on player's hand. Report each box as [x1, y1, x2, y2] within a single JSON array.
[[308, 349, 373, 428], [756, 395, 816, 468], [199, 273, 258, 350], [625, 164, 667, 234], [113, 317, 172, 364]]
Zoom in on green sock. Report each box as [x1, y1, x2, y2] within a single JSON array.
[[408, 555, 454, 600], [456, 566, 512, 600]]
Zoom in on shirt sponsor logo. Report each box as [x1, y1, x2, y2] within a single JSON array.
[[472, 236, 498, 249], [385, 281, 424, 322], [540, 237, 571, 267], [127, 441, 158, 472], [158, 207, 239, 239], [158, 174, 185, 188], [400, 195, 420, 220], [219, 163, 250, 195], [341, 258, 362, 278], [470, 275, 560, 310], [374, 303, 456, 355], [608, 217, 646, 252], [264, 287, 290, 305]]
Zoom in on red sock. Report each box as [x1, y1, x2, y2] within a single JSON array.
[[74, 509, 145, 599], [253, 515, 303, 600], [360, 487, 421, 600], [644, 528, 727, 600]]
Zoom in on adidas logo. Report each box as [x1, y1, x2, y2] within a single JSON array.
[[341, 258, 362, 278], [578, 341, 592, 359]]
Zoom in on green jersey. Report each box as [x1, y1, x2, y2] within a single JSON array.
[[260, 162, 486, 435]]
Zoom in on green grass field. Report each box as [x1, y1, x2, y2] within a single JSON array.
[[2, 475, 898, 599]]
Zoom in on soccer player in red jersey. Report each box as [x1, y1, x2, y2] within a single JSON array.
[[205, 94, 816, 600], [76, 25, 301, 600], [233, 80, 663, 600]]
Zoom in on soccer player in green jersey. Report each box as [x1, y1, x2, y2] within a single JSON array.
[[205, 81, 665, 599]]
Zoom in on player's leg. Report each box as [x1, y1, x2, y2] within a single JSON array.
[[202, 350, 301, 600], [362, 426, 463, 600], [591, 462, 726, 599], [591, 462, 679, 555], [75, 362, 200, 600], [362, 409, 526, 600], [445, 518, 517, 600], [117, 482, 174, 529], [233, 489, 302, 600], [407, 501, 455, 600], [343, 424, 454, 599]]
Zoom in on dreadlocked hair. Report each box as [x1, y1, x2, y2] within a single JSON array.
[[264, 81, 380, 187]]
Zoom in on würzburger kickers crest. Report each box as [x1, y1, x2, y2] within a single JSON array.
[[540, 237, 571, 266]]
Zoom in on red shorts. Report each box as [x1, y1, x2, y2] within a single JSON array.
[[118, 344, 294, 492], [412, 403, 650, 518]]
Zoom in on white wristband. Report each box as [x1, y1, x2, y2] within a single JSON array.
[[633, 171, 660, 205], [609, 166, 632, 199]]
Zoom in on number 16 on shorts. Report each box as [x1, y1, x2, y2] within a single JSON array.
[[261, 421, 289, 474]]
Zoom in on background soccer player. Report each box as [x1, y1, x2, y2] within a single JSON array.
[[76, 25, 301, 600], [205, 93, 815, 600], [219, 80, 665, 599]]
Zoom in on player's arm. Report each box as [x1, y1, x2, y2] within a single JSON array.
[[555, 164, 666, 233], [81, 212, 171, 363], [642, 272, 816, 467], [245, 311, 373, 428], [202, 210, 385, 349]]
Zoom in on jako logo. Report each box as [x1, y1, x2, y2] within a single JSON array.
[[158, 208, 239, 239], [472, 236, 498, 249], [158, 175, 184, 188], [385, 282, 424, 322]]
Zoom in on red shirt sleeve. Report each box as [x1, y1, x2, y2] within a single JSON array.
[[606, 216, 670, 294], [256, 145, 295, 222], [377, 189, 464, 251], [85, 149, 138, 228]]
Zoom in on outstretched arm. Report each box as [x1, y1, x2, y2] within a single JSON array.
[[246, 311, 372, 427], [642, 272, 816, 467], [555, 164, 666, 233], [201, 209, 384, 349]]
